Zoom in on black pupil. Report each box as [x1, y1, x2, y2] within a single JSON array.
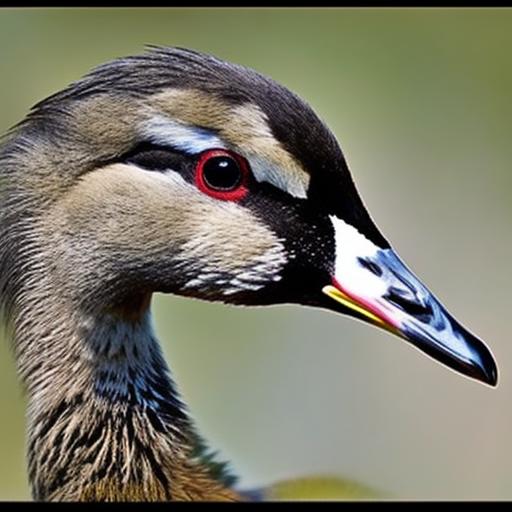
[[202, 156, 242, 190]]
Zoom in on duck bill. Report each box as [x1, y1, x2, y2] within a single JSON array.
[[322, 217, 498, 386]]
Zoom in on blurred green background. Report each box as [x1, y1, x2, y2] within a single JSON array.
[[1, 7, 511, 500]]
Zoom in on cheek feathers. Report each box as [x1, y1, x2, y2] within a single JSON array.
[[171, 176, 288, 296], [55, 163, 287, 298]]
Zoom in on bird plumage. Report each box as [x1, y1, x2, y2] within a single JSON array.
[[0, 46, 342, 501], [0, 46, 497, 501]]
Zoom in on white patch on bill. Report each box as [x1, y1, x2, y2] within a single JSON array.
[[329, 215, 388, 299], [329, 216, 477, 363]]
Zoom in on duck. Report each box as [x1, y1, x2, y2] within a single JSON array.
[[0, 46, 498, 501]]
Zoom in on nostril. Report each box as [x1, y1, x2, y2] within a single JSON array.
[[357, 257, 383, 276], [385, 286, 433, 321]]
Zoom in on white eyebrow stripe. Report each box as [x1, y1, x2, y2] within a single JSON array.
[[139, 115, 308, 199], [249, 155, 308, 199], [140, 115, 226, 154]]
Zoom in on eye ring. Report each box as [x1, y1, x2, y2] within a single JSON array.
[[195, 149, 250, 201]]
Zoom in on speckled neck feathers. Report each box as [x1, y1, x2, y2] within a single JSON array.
[[24, 303, 239, 501]]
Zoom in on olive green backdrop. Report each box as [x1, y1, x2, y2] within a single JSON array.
[[0, 7, 511, 500]]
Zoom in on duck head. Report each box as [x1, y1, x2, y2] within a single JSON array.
[[4, 46, 497, 387]]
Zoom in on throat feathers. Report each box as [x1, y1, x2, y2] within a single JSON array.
[[25, 299, 239, 501]]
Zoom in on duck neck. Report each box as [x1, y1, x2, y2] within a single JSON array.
[[16, 294, 239, 501]]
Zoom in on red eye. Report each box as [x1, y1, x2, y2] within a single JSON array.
[[195, 149, 250, 201]]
